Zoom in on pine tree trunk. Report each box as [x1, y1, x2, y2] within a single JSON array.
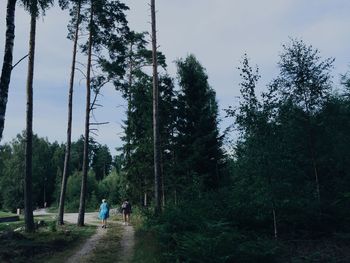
[[144, 192, 147, 207], [151, 0, 162, 215], [161, 149, 165, 207], [58, 0, 81, 225], [310, 139, 320, 203], [305, 98, 321, 204], [0, 0, 17, 142], [265, 143, 278, 239], [24, 10, 36, 233], [77, 1, 93, 227], [272, 206, 278, 239], [126, 42, 133, 163], [313, 159, 321, 203]]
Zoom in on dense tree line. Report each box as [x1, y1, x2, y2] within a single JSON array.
[[0, 134, 114, 212], [145, 40, 350, 262]]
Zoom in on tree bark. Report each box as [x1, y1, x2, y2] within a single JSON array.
[[310, 136, 321, 203], [125, 42, 133, 164], [0, 0, 17, 142], [304, 95, 321, 204], [151, 0, 162, 215], [272, 206, 278, 239], [77, 1, 93, 227], [144, 192, 147, 207], [160, 148, 165, 207], [58, 0, 81, 225], [24, 10, 36, 233]]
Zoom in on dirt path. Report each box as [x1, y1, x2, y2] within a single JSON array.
[[66, 213, 136, 262], [64, 212, 104, 263], [34, 209, 136, 262], [67, 222, 105, 263], [117, 223, 135, 263]]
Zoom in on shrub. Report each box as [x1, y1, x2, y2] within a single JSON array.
[[148, 190, 281, 262]]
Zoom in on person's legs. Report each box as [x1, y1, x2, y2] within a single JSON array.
[[101, 218, 107, 228], [123, 211, 126, 225], [126, 213, 130, 225]]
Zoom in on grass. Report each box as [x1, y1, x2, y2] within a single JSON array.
[[47, 207, 58, 213], [0, 216, 96, 263], [37, 224, 96, 263], [0, 211, 17, 218], [129, 210, 162, 263], [280, 235, 350, 263], [84, 213, 155, 263], [0, 210, 161, 262], [0, 220, 24, 232], [85, 216, 123, 263], [132, 229, 161, 263]]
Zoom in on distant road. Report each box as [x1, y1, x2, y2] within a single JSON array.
[[33, 209, 100, 225]]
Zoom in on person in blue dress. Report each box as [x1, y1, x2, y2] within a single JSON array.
[[99, 199, 109, 228]]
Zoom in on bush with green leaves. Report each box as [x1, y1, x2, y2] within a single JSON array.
[[65, 171, 99, 212], [148, 189, 280, 263], [97, 168, 127, 207]]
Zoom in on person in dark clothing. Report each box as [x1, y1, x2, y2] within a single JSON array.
[[121, 199, 131, 225]]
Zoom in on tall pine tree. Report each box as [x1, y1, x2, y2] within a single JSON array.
[[175, 54, 223, 193]]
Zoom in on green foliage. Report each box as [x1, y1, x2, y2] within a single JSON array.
[[118, 31, 177, 205], [135, 40, 350, 262], [175, 54, 223, 191], [0, 133, 65, 211], [147, 190, 280, 263], [0, 211, 16, 217], [271, 38, 334, 115], [20, 0, 54, 17], [85, 223, 123, 263], [69, 136, 85, 172], [65, 171, 98, 211], [0, 133, 122, 213], [132, 229, 162, 263], [224, 39, 350, 238], [0, 222, 95, 262], [78, 0, 130, 89], [48, 220, 57, 232], [91, 144, 112, 181], [97, 169, 126, 206]]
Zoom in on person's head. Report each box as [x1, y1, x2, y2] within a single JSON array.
[[102, 199, 106, 203]]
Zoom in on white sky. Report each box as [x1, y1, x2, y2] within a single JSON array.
[[0, 0, 350, 154]]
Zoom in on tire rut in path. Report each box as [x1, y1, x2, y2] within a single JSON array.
[[67, 225, 107, 263], [117, 223, 135, 263]]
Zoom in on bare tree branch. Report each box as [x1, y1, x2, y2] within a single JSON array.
[[91, 122, 109, 125], [89, 130, 99, 137], [76, 68, 87, 78], [12, 54, 29, 70]]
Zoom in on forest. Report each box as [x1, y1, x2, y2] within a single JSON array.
[[1, 0, 350, 262]]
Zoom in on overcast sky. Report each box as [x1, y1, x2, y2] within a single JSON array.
[[0, 0, 349, 154]]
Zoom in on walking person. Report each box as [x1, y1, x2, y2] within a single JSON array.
[[99, 199, 109, 228], [121, 199, 131, 225]]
